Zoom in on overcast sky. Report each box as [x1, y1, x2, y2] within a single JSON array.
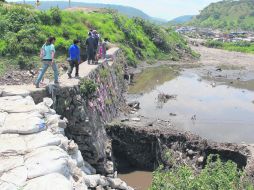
[[8, 0, 222, 20]]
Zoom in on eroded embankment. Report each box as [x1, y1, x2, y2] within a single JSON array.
[[106, 119, 254, 182]]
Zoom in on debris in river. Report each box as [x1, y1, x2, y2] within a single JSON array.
[[191, 115, 197, 121], [211, 82, 216, 87], [128, 101, 140, 110], [158, 93, 177, 103], [169, 113, 177, 116], [131, 117, 141, 122], [216, 68, 222, 72]]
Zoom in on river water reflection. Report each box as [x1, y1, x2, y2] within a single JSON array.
[[128, 67, 254, 144]]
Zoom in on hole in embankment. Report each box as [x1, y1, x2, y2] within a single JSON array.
[[205, 148, 248, 169], [113, 148, 153, 190]]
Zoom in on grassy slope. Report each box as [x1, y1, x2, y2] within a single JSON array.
[[190, 0, 254, 31], [0, 2, 193, 76]]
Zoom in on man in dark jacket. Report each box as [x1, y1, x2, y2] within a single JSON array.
[[68, 39, 80, 78], [86, 32, 96, 64]]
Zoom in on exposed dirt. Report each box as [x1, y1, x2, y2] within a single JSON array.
[[192, 45, 254, 69]]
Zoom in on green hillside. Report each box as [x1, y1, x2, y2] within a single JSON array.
[[190, 0, 254, 31], [0, 2, 193, 75]]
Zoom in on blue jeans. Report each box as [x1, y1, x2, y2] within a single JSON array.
[[35, 61, 58, 85]]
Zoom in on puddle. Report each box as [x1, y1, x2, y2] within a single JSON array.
[[116, 155, 153, 190], [128, 66, 254, 143], [118, 171, 153, 190]]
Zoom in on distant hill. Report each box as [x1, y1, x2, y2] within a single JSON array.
[[22, 1, 167, 24], [190, 0, 254, 31], [169, 15, 194, 24]]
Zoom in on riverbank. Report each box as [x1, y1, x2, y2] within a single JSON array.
[[114, 43, 254, 189]]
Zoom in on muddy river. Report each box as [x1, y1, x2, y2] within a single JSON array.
[[119, 64, 254, 190], [128, 65, 254, 143]]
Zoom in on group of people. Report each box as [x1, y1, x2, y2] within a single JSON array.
[[35, 30, 109, 88]]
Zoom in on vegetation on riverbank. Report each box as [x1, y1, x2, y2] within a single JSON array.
[[189, 0, 254, 31], [150, 155, 253, 190], [0, 2, 193, 76], [205, 40, 254, 54]]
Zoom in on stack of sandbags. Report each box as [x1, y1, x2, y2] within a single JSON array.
[[0, 96, 133, 190]]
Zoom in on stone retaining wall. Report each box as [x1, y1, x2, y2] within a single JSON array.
[[52, 51, 127, 174]]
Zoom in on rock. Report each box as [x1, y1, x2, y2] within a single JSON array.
[[107, 178, 128, 190], [128, 101, 140, 109], [84, 174, 101, 188], [131, 117, 141, 122], [169, 113, 177, 116], [96, 185, 104, 190], [187, 150, 195, 156], [197, 156, 204, 164], [105, 161, 114, 174], [121, 118, 129, 122]]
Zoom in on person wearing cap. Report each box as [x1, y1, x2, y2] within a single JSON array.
[[68, 39, 81, 78]]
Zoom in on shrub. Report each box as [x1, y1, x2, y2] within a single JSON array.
[[80, 79, 98, 99], [150, 155, 253, 190], [0, 40, 7, 55], [50, 8, 62, 25], [205, 40, 223, 48]]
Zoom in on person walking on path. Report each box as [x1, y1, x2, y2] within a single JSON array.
[[68, 39, 81, 78], [93, 30, 100, 63], [35, 37, 58, 88], [101, 38, 109, 59], [86, 32, 96, 64]]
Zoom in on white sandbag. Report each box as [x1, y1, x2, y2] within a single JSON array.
[[70, 150, 84, 167], [14, 96, 35, 106], [43, 98, 53, 108], [0, 180, 18, 190], [25, 146, 70, 179], [35, 103, 50, 115], [2, 113, 46, 134], [23, 96, 35, 106], [2, 104, 37, 113], [1, 166, 27, 186], [0, 156, 24, 174], [45, 114, 60, 126], [0, 135, 26, 155], [23, 173, 73, 190], [25, 131, 61, 150], [0, 112, 8, 128], [1, 88, 30, 97]]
